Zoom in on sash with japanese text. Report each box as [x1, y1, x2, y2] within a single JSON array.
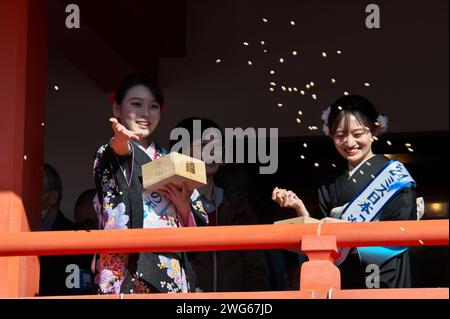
[[340, 160, 416, 264]]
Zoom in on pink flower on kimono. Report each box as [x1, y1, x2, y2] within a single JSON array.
[[96, 269, 123, 294], [104, 203, 129, 230]]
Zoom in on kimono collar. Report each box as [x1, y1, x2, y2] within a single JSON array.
[[348, 154, 376, 179], [136, 141, 158, 160]]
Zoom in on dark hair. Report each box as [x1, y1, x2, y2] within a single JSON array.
[[170, 117, 224, 148], [43, 163, 63, 200], [74, 189, 97, 210], [113, 73, 164, 107], [327, 95, 379, 136], [74, 189, 98, 227]]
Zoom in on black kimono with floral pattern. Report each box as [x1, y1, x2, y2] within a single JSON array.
[[93, 140, 196, 294]]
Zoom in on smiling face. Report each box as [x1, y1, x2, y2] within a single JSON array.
[[113, 84, 161, 147], [332, 113, 374, 168]]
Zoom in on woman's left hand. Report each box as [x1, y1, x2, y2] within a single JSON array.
[[158, 182, 192, 224], [321, 217, 349, 223]]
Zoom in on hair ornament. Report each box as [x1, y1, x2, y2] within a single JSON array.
[[375, 115, 389, 133], [321, 106, 332, 136]]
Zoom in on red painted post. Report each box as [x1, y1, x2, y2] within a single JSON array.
[[0, 0, 47, 297], [300, 235, 341, 292]]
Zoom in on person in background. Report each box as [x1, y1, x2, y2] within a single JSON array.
[[39, 163, 80, 296], [41, 163, 76, 231], [69, 188, 100, 294], [74, 188, 98, 230], [171, 117, 270, 292]]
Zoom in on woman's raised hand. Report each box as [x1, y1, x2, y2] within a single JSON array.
[[109, 117, 143, 155], [110, 117, 143, 142], [272, 187, 309, 217]]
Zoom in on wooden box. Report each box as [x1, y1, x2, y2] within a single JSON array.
[[274, 216, 323, 225], [274, 216, 322, 253], [142, 152, 207, 192]]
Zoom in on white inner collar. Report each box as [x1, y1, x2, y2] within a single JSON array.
[[137, 141, 156, 159]]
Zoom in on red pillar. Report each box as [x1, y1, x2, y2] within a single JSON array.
[[300, 235, 341, 293], [0, 0, 47, 297]]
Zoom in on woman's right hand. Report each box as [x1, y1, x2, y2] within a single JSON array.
[[272, 187, 310, 217], [109, 117, 143, 155]]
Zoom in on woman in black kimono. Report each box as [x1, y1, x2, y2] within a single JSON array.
[[92, 73, 196, 294], [272, 95, 417, 289]]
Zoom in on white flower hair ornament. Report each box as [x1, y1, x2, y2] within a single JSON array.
[[321, 106, 332, 136], [375, 115, 389, 134]]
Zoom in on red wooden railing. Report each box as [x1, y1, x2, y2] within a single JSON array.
[[0, 220, 448, 299]]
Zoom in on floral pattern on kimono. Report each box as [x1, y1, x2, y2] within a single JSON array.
[[93, 141, 192, 294]]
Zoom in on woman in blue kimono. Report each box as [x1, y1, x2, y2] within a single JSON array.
[[93, 73, 196, 294], [272, 95, 417, 289]]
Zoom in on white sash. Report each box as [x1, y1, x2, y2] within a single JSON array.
[[337, 160, 416, 267], [341, 160, 415, 222]]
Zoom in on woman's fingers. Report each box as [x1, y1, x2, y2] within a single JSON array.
[[283, 191, 296, 208], [276, 191, 285, 206], [128, 132, 141, 141], [272, 187, 303, 209], [110, 118, 127, 137], [272, 187, 279, 200], [159, 187, 175, 201], [110, 118, 128, 135], [160, 184, 188, 202], [109, 118, 120, 133], [109, 117, 144, 142], [165, 184, 180, 198], [159, 184, 191, 220], [181, 182, 190, 199], [158, 185, 169, 195], [273, 187, 302, 208], [272, 187, 286, 207], [125, 128, 144, 141], [282, 192, 290, 207], [284, 191, 296, 207], [158, 188, 169, 199]]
